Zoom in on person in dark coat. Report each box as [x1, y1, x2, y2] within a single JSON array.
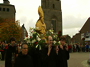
[[1, 41, 5, 60], [14, 43, 33, 67], [41, 36, 57, 67], [5, 38, 17, 67], [57, 37, 70, 67], [28, 46, 41, 67]]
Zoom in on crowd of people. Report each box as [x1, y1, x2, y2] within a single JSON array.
[[68, 43, 90, 53], [0, 36, 70, 67]]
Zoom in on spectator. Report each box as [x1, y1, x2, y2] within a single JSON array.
[[5, 38, 17, 67], [1, 41, 5, 60]]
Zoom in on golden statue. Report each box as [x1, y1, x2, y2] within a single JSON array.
[[36, 6, 46, 35]]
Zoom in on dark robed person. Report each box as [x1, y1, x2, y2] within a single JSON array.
[[14, 43, 33, 67], [5, 38, 17, 67], [41, 36, 57, 67], [57, 37, 70, 67]]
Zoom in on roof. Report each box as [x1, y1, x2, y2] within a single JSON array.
[[79, 17, 90, 33], [0, 3, 14, 6]]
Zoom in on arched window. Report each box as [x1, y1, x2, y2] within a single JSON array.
[[53, 4, 55, 9], [51, 19, 56, 32], [0, 7, 1, 11]]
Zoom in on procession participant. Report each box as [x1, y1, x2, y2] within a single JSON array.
[[41, 36, 57, 67], [58, 36, 70, 67], [14, 43, 33, 67]]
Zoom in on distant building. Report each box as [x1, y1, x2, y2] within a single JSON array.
[[0, 0, 28, 41], [80, 17, 90, 42], [72, 17, 90, 44], [0, 0, 16, 21], [41, 0, 62, 33], [71, 33, 81, 44]]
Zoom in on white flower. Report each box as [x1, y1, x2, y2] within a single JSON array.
[[30, 27, 33, 30], [37, 37, 41, 41], [53, 40, 56, 44], [37, 33, 40, 37], [58, 41, 60, 43], [49, 29, 54, 34], [32, 39, 36, 43], [35, 44, 39, 48]]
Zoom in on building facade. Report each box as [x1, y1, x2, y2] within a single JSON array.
[[0, 0, 28, 41], [41, 0, 62, 33], [72, 17, 90, 45], [0, 0, 16, 21]]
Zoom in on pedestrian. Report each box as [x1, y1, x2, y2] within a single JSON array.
[[1, 41, 5, 60]]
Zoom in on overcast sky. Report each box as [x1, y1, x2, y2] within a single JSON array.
[[0, 0, 90, 37]]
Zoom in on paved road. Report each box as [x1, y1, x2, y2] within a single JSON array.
[[0, 52, 90, 67], [0, 60, 4, 67], [68, 52, 90, 67]]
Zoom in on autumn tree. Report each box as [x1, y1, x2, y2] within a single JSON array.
[[0, 18, 23, 42]]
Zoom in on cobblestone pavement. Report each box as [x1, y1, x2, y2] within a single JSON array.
[[68, 52, 90, 67], [0, 52, 90, 67]]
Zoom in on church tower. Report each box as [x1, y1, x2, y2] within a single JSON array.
[[41, 0, 62, 33], [0, 0, 16, 21]]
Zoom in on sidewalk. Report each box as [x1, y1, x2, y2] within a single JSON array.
[[0, 60, 5, 67]]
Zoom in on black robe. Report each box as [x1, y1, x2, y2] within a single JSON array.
[[57, 46, 70, 67], [14, 53, 33, 67], [28, 46, 42, 67], [41, 46, 57, 67]]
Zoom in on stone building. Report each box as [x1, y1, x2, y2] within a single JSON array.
[[71, 33, 81, 44], [0, 0, 28, 41], [41, 0, 62, 33], [0, 0, 16, 21]]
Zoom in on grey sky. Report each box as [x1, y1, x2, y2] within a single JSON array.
[[0, 0, 90, 37]]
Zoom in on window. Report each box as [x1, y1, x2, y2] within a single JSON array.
[[51, 19, 56, 32], [0, 7, 1, 11], [7, 8, 9, 12], [3, 8, 5, 11], [53, 4, 55, 9]]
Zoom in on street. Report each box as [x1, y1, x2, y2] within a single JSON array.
[[68, 52, 90, 67], [0, 52, 90, 67]]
